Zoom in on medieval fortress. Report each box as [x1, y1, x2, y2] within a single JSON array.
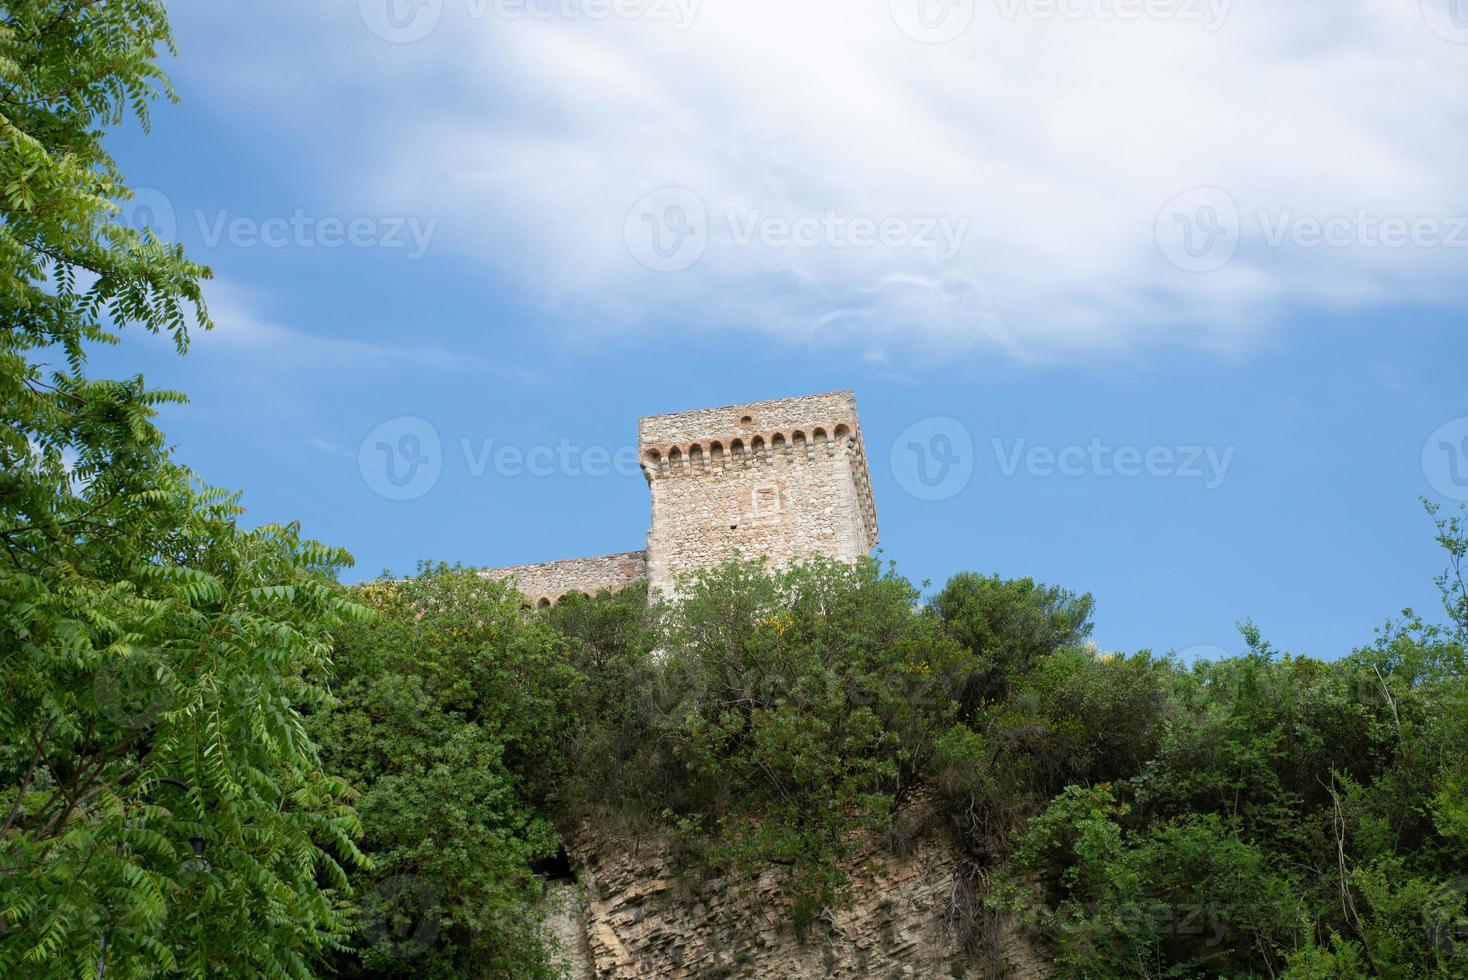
[[484, 390, 879, 605]]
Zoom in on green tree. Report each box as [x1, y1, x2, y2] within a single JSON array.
[[1014, 787, 1309, 977], [930, 572, 1094, 707], [1, 2, 367, 975], [541, 584, 666, 821], [1427, 500, 1468, 641], [312, 567, 582, 978], [933, 646, 1174, 862], [1002, 511, 1468, 978], [639, 557, 971, 922], [1, 0, 209, 352]]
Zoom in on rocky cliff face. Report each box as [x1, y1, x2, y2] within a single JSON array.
[[551, 799, 1047, 979]]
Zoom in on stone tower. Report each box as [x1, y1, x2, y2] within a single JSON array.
[[483, 390, 878, 604], [639, 390, 878, 596]]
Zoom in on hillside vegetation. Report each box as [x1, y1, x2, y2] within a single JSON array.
[[309, 523, 1468, 979]]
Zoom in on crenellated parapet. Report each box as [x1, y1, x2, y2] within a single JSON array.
[[639, 422, 853, 478], [637, 390, 861, 446]]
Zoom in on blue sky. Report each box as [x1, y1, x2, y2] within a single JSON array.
[[92, 0, 1468, 660]]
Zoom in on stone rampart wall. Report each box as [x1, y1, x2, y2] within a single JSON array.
[[482, 551, 647, 606]]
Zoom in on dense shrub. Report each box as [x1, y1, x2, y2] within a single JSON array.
[[556, 556, 975, 922], [311, 566, 580, 978], [929, 572, 1095, 708], [998, 506, 1468, 977], [932, 646, 1174, 861], [485, 519, 1466, 978]]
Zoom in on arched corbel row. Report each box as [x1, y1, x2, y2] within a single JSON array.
[[641, 420, 858, 478]]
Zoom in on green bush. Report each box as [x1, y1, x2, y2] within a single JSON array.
[[996, 508, 1468, 977], [929, 571, 1095, 708], [1013, 787, 1308, 976], [559, 556, 974, 922], [311, 566, 581, 978]]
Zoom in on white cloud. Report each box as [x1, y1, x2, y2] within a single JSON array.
[[175, 0, 1468, 359], [199, 281, 538, 381]]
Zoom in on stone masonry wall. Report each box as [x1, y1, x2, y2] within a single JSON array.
[[643, 439, 872, 597], [481, 551, 647, 606], [638, 391, 879, 597], [563, 797, 1049, 979], [638, 391, 862, 448]]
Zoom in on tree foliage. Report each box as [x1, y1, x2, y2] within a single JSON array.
[[930, 571, 1095, 707], [1, 2, 367, 976], [547, 557, 976, 922], [1, 0, 210, 355], [1001, 510, 1468, 978], [311, 566, 580, 979]]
